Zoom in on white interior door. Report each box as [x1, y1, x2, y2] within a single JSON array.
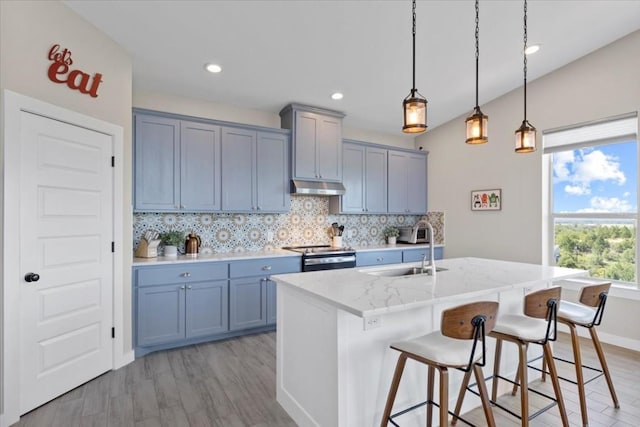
[[18, 111, 114, 414]]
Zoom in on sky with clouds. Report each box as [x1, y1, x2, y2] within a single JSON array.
[[552, 140, 637, 213]]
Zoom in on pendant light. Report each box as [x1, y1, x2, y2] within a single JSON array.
[[515, 0, 536, 153], [465, 0, 488, 144], [402, 0, 427, 133]]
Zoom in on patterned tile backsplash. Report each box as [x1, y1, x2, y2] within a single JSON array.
[[133, 196, 444, 254]]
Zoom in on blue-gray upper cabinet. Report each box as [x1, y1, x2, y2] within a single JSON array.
[[280, 103, 345, 182], [387, 149, 428, 214], [330, 142, 387, 214], [134, 114, 180, 211], [134, 114, 222, 212], [221, 127, 289, 213]]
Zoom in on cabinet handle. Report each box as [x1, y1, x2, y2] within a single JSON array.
[[256, 206, 261, 210], [187, 285, 192, 290], [182, 272, 191, 277], [180, 204, 185, 209], [180, 285, 186, 290], [262, 265, 272, 271], [377, 257, 384, 262]]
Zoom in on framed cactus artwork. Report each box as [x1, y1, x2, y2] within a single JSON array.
[[471, 189, 501, 211]]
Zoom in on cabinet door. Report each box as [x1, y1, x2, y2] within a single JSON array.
[[134, 115, 180, 211], [387, 151, 409, 213], [317, 115, 342, 181], [365, 147, 388, 213], [356, 250, 402, 267], [185, 280, 229, 338], [229, 277, 267, 331], [406, 153, 427, 214], [341, 143, 365, 213], [294, 111, 319, 180], [137, 284, 185, 346], [180, 121, 221, 211], [266, 279, 277, 326], [256, 132, 290, 212], [221, 127, 256, 211]]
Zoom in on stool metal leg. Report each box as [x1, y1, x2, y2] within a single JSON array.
[[542, 342, 569, 427], [380, 354, 408, 427], [589, 327, 620, 409]]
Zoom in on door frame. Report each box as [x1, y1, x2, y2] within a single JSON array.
[[1, 90, 126, 427]]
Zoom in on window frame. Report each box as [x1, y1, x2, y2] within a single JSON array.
[[543, 113, 639, 290]]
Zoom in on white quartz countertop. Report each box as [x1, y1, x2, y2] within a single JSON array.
[[271, 257, 588, 318], [133, 249, 300, 266], [132, 244, 444, 266]]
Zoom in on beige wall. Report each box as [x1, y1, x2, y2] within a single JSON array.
[[134, 89, 414, 149], [0, 0, 133, 377], [417, 30, 640, 346]]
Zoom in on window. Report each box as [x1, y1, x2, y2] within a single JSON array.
[[544, 113, 638, 286]]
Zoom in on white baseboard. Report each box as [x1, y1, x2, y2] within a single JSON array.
[[557, 325, 640, 352]]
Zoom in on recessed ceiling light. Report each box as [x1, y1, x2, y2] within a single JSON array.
[[205, 63, 222, 73], [331, 92, 343, 100], [525, 44, 540, 55]]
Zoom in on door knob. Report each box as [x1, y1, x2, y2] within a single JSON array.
[[24, 272, 40, 282]]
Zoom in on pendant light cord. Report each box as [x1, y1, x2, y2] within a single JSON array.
[[412, 0, 417, 94], [523, 0, 528, 121], [475, 0, 480, 108]]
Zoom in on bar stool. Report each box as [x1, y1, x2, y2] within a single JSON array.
[[471, 287, 569, 427], [554, 281, 619, 427], [380, 301, 499, 427]]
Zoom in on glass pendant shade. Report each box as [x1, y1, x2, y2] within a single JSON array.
[[402, 91, 427, 133], [515, 120, 537, 153], [465, 107, 488, 144]]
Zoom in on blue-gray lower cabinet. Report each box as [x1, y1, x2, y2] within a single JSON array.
[[134, 262, 229, 352], [401, 247, 444, 263], [228, 256, 300, 330], [356, 250, 403, 267]]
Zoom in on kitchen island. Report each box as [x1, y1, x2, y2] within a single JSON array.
[[271, 257, 587, 427]]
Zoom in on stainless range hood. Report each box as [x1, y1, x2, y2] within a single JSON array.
[[290, 180, 345, 196]]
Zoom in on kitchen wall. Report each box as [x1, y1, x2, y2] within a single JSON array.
[[134, 197, 444, 253], [133, 90, 415, 149], [0, 0, 133, 421], [417, 30, 640, 347]]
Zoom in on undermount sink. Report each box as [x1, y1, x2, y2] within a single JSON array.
[[365, 266, 448, 277]]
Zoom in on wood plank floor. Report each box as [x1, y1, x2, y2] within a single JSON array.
[[15, 332, 640, 426]]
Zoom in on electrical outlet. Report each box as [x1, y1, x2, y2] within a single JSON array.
[[363, 315, 382, 330], [267, 231, 274, 242]]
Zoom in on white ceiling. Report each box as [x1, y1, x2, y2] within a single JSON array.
[[64, 0, 640, 138]]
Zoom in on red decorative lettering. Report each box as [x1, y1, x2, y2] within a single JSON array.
[[46, 44, 101, 98], [47, 61, 69, 83], [67, 69, 91, 91]]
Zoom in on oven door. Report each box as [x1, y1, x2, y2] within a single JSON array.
[[303, 254, 356, 271]]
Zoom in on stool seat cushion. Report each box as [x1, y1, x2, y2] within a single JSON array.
[[558, 300, 596, 325], [391, 331, 479, 367], [492, 314, 549, 342]]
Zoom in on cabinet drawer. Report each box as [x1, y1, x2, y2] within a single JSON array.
[[402, 247, 444, 263], [229, 256, 301, 278], [356, 250, 402, 267], [135, 263, 228, 286]]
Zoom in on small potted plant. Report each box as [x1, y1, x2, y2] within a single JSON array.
[[383, 226, 400, 245], [160, 230, 184, 257]]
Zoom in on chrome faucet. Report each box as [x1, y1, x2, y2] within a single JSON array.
[[418, 221, 436, 275]]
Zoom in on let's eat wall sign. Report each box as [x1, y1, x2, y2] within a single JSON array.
[[47, 44, 103, 98]]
